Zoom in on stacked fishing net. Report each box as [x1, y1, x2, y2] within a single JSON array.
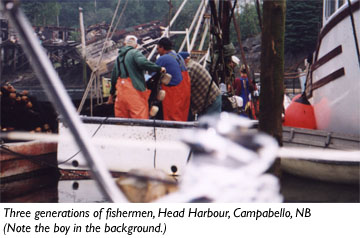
[[0, 83, 54, 133]]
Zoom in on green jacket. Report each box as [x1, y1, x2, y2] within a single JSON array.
[[110, 46, 161, 94]]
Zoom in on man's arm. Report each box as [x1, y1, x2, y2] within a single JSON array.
[[133, 50, 161, 72]]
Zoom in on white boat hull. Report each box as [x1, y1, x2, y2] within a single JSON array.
[[308, 0, 360, 136], [281, 126, 360, 184], [57, 118, 193, 175], [281, 158, 359, 184]]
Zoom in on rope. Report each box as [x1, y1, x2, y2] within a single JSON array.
[[95, 0, 128, 107], [77, 0, 123, 113], [58, 117, 108, 165], [109, 0, 129, 41]]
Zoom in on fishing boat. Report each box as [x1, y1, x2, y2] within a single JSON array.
[[281, 0, 360, 183], [57, 117, 194, 176], [3, 0, 358, 203], [306, 0, 360, 136], [58, 0, 360, 184], [282, 126, 360, 183], [0, 140, 58, 180]]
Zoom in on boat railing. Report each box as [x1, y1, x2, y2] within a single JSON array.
[[78, 116, 198, 128]]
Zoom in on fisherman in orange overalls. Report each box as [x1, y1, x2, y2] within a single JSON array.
[[107, 35, 165, 119], [155, 37, 191, 121]]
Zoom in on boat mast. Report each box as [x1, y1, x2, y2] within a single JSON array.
[[208, 0, 235, 88]]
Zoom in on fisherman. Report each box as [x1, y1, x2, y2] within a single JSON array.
[[233, 64, 253, 117], [107, 35, 165, 119], [229, 55, 240, 71], [156, 37, 191, 121], [178, 52, 221, 120], [225, 55, 241, 93]]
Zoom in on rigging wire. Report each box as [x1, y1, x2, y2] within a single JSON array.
[[77, 0, 124, 114], [109, 0, 129, 41]]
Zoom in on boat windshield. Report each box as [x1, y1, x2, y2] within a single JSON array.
[[324, 0, 346, 22]]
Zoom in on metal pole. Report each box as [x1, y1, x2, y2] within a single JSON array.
[[203, 48, 210, 67], [1, 0, 128, 202], [147, 0, 188, 60], [167, 0, 173, 34], [79, 7, 86, 60], [169, 0, 188, 27], [198, 18, 209, 51], [189, 0, 208, 52], [178, 0, 204, 52], [79, 7, 87, 87], [185, 28, 190, 51]]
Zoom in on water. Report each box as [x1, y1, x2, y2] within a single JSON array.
[[0, 170, 109, 203], [1, 170, 359, 203], [58, 180, 109, 203], [281, 172, 360, 203]]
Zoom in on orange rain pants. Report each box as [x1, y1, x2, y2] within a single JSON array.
[[114, 77, 151, 119], [161, 71, 191, 121]]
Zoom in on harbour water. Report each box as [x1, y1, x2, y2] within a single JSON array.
[[1, 169, 359, 203]]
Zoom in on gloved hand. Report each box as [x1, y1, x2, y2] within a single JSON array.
[[107, 95, 114, 104]]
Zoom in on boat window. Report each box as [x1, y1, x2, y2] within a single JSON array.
[[325, 0, 337, 19], [338, 0, 345, 8]]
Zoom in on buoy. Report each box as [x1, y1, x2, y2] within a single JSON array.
[[283, 94, 316, 129], [9, 92, 16, 99], [26, 101, 33, 108], [291, 94, 301, 102], [161, 73, 172, 85], [157, 90, 166, 101], [149, 105, 159, 117]]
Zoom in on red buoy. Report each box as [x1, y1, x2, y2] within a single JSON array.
[[283, 94, 317, 129], [291, 93, 301, 102]]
